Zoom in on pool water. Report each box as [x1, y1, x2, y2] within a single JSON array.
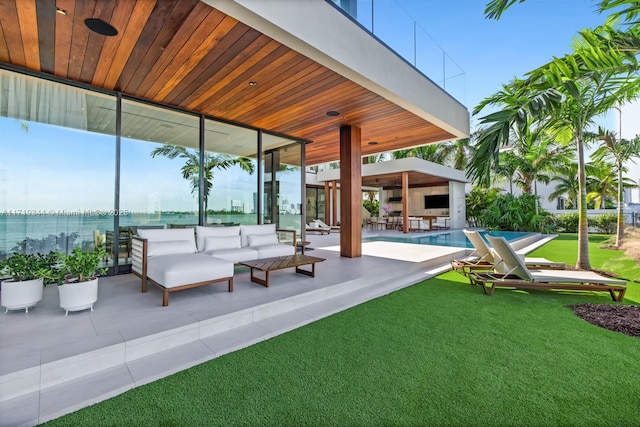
[[365, 230, 533, 249]]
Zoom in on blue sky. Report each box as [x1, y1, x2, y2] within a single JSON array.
[[394, 0, 639, 201], [398, 0, 605, 110]]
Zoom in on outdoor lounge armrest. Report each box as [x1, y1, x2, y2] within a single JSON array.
[[276, 229, 297, 246], [131, 236, 148, 284]]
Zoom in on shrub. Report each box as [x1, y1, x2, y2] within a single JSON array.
[[466, 187, 501, 227], [590, 213, 618, 234], [363, 200, 379, 216], [0, 252, 58, 282], [478, 192, 555, 233], [555, 212, 580, 233]]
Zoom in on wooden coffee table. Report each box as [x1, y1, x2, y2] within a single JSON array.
[[239, 254, 325, 287]]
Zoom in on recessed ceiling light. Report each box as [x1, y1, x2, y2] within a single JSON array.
[[85, 18, 118, 36], [326, 111, 340, 117], [368, 141, 379, 145], [56, 7, 67, 15], [249, 81, 257, 86]]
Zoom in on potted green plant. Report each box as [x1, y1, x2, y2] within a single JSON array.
[[56, 247, 107, 316], [0, 252, 57, 313]]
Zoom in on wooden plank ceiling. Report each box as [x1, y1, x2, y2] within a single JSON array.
[[362, 172, 448, 189], [0, 0, 456, 165]]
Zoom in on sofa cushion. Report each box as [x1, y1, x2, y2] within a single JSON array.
[[247, 233, 279, 247], [146, 253, 233, 288], [137, 228, 197, 253], [254, 244, 295, 259], [240, 224, 276, 247], [195, 225, 240, 251], [204, 247, 258, 263], [147, 240, 196, 257], [204, 235, 242, 251]]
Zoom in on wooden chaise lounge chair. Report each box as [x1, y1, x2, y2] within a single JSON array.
[[306, 220, 331, 235], [314, 219, 340, 233], [451, 230, 565, 275], [467, 235, 626, 301]]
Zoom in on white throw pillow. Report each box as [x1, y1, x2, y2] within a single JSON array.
[[196, 225, 240, 251], [247, 233, 279, 247], [138, 228, 194, 242], [147, 240, 196, 257], [137, 228, 197, 253], [204, 235, 242, 251], [240, 224, 276, 246]]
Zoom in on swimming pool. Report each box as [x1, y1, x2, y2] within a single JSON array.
[[365, 230, 533, 249]]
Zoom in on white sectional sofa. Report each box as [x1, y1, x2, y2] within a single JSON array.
[[132, 225, 296, 306], [196, 224, 295, 262]]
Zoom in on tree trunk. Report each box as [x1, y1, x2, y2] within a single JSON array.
[[534, 180, 539, 216], [576, 134, 591, 270], [616, 161, 624, 247]]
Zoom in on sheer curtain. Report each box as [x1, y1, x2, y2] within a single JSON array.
[[0, 69, 87, 130]]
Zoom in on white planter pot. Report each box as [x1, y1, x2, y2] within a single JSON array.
[[1, 278, 44, 313], [58, 278, 98, 316]]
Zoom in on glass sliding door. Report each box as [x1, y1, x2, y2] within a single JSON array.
[[0, 69, 116, 263], [203, 120, 258, 227], [305, 186, 325, 222], [0, 69, 306, 272], [262, 134, 302, 239], [119, 100, 200, 266]]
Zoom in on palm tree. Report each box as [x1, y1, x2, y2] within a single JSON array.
[[486, 0, 640, 23], [392, 138, 474, 170], [392, 144, 450, 163], [470, 69, 640, 269], [549, 161, 582, 209], [586, 160, 618, 209], [591, 128, 640, 246], [364, 153, 387, 164], [546, 73, 640, 269], [493, 151, 518, 194], [442, 137, 475, 170], [480, 0, 640, 267], [150, 144, 255, 220]]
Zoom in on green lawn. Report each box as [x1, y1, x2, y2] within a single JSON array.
[[45, 234, 640, 426]]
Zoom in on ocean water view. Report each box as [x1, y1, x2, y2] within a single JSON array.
[[0, 211, 279, 257]]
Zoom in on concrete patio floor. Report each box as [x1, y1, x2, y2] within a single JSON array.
[[0, 229, 470, 426]]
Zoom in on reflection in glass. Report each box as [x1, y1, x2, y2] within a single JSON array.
[[119, 100, 200, 265], [0, 69, 115, 263], [305, 186, 326, 222], [204, 120, 257, 226], [263, 134, 302, 239]]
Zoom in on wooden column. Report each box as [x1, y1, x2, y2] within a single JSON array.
[[324, 181, 330, 224], [340, 125, 362, 258], [331, 180, 338, 226], [402, 172, 409, 233]]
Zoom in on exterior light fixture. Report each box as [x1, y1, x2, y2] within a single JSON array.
[[326, 111, 340, 117], [249, 81, 257, 86], [85, 18, 118, 36]]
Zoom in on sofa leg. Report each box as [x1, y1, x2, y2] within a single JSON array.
[[228, 277, 234, 292], [162, 290, 169, 306]]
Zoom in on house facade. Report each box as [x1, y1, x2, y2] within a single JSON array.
[[0, 0, 469, 268]]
